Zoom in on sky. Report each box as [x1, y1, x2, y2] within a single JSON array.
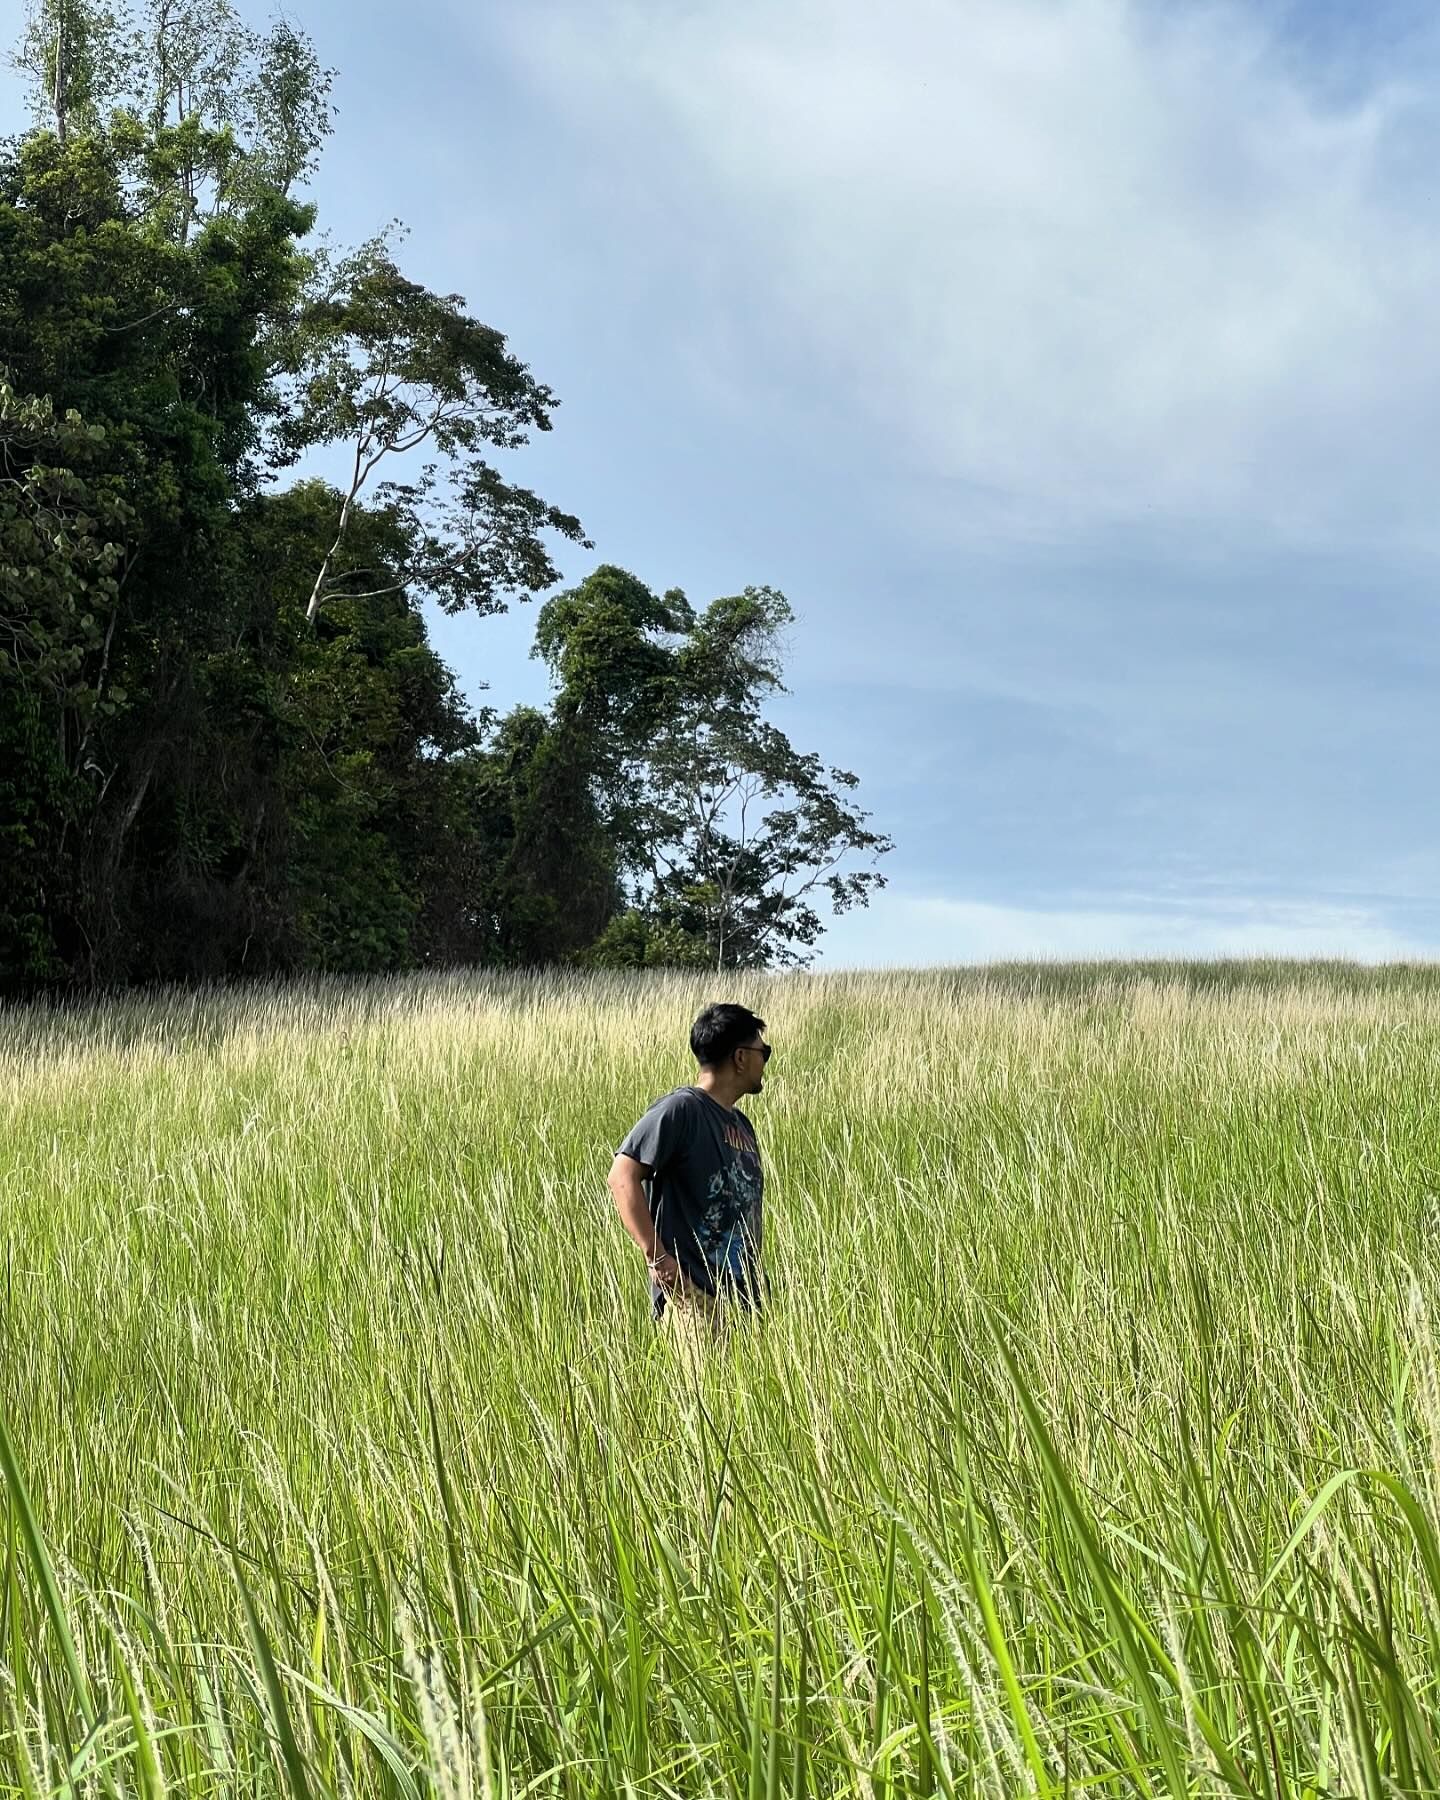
[[9, 0, 1440, 966]]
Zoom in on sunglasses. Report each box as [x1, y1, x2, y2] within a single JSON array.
[[738, 1042, 773, 1063]]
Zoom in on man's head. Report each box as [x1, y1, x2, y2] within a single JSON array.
[[690, 1002, 771, 1098]]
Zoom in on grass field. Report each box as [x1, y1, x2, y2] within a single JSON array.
[[4, 961, 1440, 1798]]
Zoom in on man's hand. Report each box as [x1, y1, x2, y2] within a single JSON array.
[[651, 1245, 702, 1303], [647, 1247, 681, 1288], [609, 1153, 685, 1290], [608, 1153, 715, 1306]]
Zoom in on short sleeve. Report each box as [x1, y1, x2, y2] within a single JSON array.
[[617, 1092, 693, 1173]]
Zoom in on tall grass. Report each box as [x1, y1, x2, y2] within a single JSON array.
[[2, 960, 1440, 1795]]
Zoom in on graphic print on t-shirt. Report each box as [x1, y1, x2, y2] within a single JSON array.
[[694, 1117, 762, 1285]]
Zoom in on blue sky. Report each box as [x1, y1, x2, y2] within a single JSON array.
[[10, 0, 1440, 965]]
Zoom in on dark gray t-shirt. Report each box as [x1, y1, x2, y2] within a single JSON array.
[[617, 1086, 764, 1315]]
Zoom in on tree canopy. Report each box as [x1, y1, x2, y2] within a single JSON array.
[[0, 0, 891, 992]]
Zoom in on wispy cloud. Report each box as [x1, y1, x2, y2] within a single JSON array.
[[495, 0, 1440, 548], [819, 889, 1433, 966]]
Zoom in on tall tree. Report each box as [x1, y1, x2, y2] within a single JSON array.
[[0, 0, 588, 991], [278, 233, 588, 627], [13, 0, 332, 204], [13, 0, 134, 142], [489, 708, 620, 964], [136, 0, 335, 230], [0, 113, 319, 981], [534, 566, 892, 969]]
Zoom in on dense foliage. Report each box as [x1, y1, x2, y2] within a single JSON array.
[[0, 0, 889, 994]]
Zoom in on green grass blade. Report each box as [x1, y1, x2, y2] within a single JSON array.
[[0, 1405, 97, 1742], [231, 1553, 315, 1800]]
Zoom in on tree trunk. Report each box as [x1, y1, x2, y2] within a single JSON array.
[[112, 761, 154, 862], [306, 454, 363, 621], [51, 4, 68, 142]]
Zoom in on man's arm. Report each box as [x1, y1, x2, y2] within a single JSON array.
[[607, 1153, 685, 1293]]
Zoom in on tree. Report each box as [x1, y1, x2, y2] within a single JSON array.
[[494, 710, 620, 963], [415, 705, 621, 969], [0, 673, 72, 985], [139, 0, 334, 198], [0, 108, 324, 982], [15, 0, 335, 214], [278, 233, 588, 626], [13, 0, 134, 142], [1, 0, 587, 990], [251, 483, 494, 974], [534, 566, 893, 969], [0, 382, 130, 724]]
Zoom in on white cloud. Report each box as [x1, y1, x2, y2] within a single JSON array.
[[817, 890, 1433, 967], [494, 0, 1440, 546]]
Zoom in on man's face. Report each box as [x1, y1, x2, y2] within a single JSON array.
[[734, 1034, 772, 1096]]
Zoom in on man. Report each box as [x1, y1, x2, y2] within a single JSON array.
[[608, 1003, 770, 1342]]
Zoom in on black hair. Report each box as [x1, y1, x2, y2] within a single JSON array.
[[690, 1003, 766, 1067]]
